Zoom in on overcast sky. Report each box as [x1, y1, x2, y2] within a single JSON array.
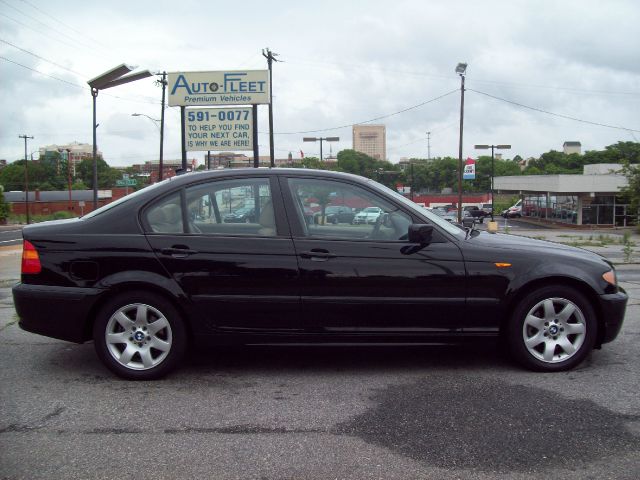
[[1, 0, 639, 167]]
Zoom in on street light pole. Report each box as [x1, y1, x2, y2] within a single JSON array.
[[19, 134, 34, 224], [302, 137, 340, 162], [88, 64, 152, 209], [92, 88, 98, 208], [474, 144, 511, 220], [58, 148, 73, 209], [132, 113, 162, 181], [456, 63, 467, 223]]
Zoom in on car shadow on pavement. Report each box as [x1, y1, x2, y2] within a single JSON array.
[[184, 342, 511, 375]]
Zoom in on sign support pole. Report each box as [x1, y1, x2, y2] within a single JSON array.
[[252, 105, 259, 168], [180, 106, 187, 171]]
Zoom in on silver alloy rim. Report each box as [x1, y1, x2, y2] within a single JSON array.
[[105, 303, 172, 370], [522, 297, 586, 363]]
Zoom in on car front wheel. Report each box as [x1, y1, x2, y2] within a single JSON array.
[[93, 291, 187, 380], [507, 285, 597, 371]]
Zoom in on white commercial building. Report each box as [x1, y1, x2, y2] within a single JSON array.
[[494, 164, 634, 226]]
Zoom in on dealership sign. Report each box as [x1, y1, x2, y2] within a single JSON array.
[[184, 107, 253, 151], [168, 70, 270, 106]]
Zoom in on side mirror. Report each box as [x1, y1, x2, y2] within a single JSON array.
[[408, 224, 434, 244]]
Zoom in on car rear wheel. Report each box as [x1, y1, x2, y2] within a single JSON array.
[[93, 291, 186, 380], [507, 285, 597, 371]]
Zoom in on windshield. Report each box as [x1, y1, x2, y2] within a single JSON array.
[[368, 179, 465, 236]]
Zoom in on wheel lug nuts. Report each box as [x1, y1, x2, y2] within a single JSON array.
[[147, 336, 151, 340]]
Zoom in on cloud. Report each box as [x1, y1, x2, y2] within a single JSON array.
[[1, 0, 638, 167]]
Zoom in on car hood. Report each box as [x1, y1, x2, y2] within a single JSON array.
[[465, 231, 610, 265]]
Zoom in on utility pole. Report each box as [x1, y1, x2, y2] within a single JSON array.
[[157, 71, 167, 181], [456, 63, 467, 223], [19, 135, 34, 224], [426, 131, 431, 160], [262, 48, 279, 168]]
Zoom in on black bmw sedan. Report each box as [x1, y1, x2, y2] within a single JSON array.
[[13, 169, 627, 379]]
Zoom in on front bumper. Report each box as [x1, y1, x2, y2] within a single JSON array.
[[598, 287, 628, 345], [13, 283, 104, 343]]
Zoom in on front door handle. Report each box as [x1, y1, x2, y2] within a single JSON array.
[[160, 246, 197, 258], [300, 249, 336, 261]]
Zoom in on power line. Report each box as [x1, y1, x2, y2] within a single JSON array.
[[1, 55, 85, 89], [271, 89, 458, 135], [0, 11, 113, 63], [285, 56, 639, 97], [1, 0, 91, 50], [468, 88, 640, 133], [0, 38, 86, 76], [17, 0, 115, 56], [1, 56, 160, 105]]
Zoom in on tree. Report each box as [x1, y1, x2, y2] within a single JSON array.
[[76, 157, 121, 188], [336, 150, 400, 187], [286, 156, 326, 170], [0, 185, 10, 224], [621, 162, 640, 214]]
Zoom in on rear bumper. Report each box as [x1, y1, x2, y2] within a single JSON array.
[[598, 288, 628, 345], [12, 283, 103, 343]]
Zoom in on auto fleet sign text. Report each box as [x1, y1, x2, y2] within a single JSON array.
[[184, 107, 253, 151], [168, 71, 270, 106]]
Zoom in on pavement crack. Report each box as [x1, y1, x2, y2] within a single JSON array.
[[164, 425, 324, 435], [0, 406, 66, 434]]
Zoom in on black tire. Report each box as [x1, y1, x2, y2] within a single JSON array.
[[93, 291, 187, 380], [507, 285, 597, 372]]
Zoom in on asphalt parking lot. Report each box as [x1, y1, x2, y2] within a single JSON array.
[[1, 239, 639, 479]]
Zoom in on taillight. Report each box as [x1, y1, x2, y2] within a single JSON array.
[[22, 240, 42, 274]]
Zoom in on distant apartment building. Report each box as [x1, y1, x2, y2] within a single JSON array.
[[39, 142, 100, 175], [563, 141, 582, 155], [353, 125, 386, 160]]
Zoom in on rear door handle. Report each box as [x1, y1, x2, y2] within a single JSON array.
[[160, 246, 197, 258], [300, 249, 336, 261]]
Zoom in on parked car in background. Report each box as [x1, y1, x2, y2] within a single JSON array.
[[437, 209, 476, 228], [223, 206, 256, 223], [481, 203, 493, 215], [12, 168, 627, 380], [353, 206, 383, 224], [314, 205, 355, 224], [463, 206, 490, 223], [502, 200, 523, 218]]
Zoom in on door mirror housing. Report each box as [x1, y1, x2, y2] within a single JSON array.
[[408, 224, 434, 245]]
